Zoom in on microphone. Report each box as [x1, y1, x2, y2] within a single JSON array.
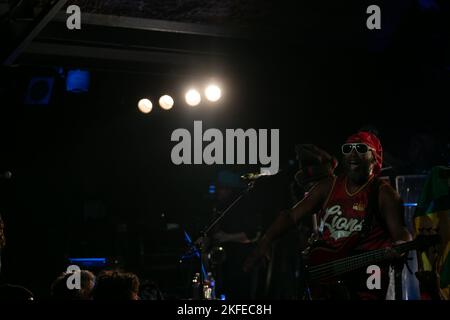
[[0, 171, 12, 179], [241, 171, 276, 181]]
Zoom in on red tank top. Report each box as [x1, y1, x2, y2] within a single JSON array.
[[317, 175, 392, 251]]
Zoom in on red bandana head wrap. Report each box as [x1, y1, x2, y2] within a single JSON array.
[[345, 131, 383, 175]]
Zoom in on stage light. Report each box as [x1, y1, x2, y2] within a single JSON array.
[[159, 95, 174, 110], [66, 69, 90, 93], [205, 84, 221, 102], [404, 203, 418, 207], [68, 257, 107, 267], [185, 89, 201, 107], [24, 77, 54, 105], [138, 98, 153, 113]]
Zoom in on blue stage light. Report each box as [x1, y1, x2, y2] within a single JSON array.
[[66, 69, 90, 93], [403, 203, 418, 207], [68, 257, 106, 267]]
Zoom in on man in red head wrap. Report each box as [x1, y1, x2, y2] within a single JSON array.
[[244, 132, 412, 300], [344, 131, 383, 177]]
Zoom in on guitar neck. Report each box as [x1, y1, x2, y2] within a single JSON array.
[[308, 240, 418, 281]]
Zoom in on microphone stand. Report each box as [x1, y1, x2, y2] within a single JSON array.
[[181, 180, 257, 299], [202, 180, 256, 237]]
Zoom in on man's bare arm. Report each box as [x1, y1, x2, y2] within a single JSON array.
[[290, 176, 334, 224], [243, 177, 333, 271]]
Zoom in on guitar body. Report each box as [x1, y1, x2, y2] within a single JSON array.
[[302, 236, 389, 300], [300, 234, 441, 300]]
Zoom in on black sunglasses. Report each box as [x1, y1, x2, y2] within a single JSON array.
[[341, 143, 374, 155]]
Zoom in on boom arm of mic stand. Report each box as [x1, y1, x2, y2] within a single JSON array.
[[184, 181, 256, 291], [202, 181, 256, 236]]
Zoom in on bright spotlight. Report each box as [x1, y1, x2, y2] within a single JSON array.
[[205, 84, 222, 102], [185, 89, 201, 107], [159, 95, 174, 110], [137, 98, 152, 114]]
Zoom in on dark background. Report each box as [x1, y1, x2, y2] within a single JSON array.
[[0, 0, 449, 298]]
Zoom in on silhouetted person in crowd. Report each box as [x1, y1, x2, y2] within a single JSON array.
[[93, 270, 140, 300], [51, 270, 95, 300], [139, 280, 164, 300]]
